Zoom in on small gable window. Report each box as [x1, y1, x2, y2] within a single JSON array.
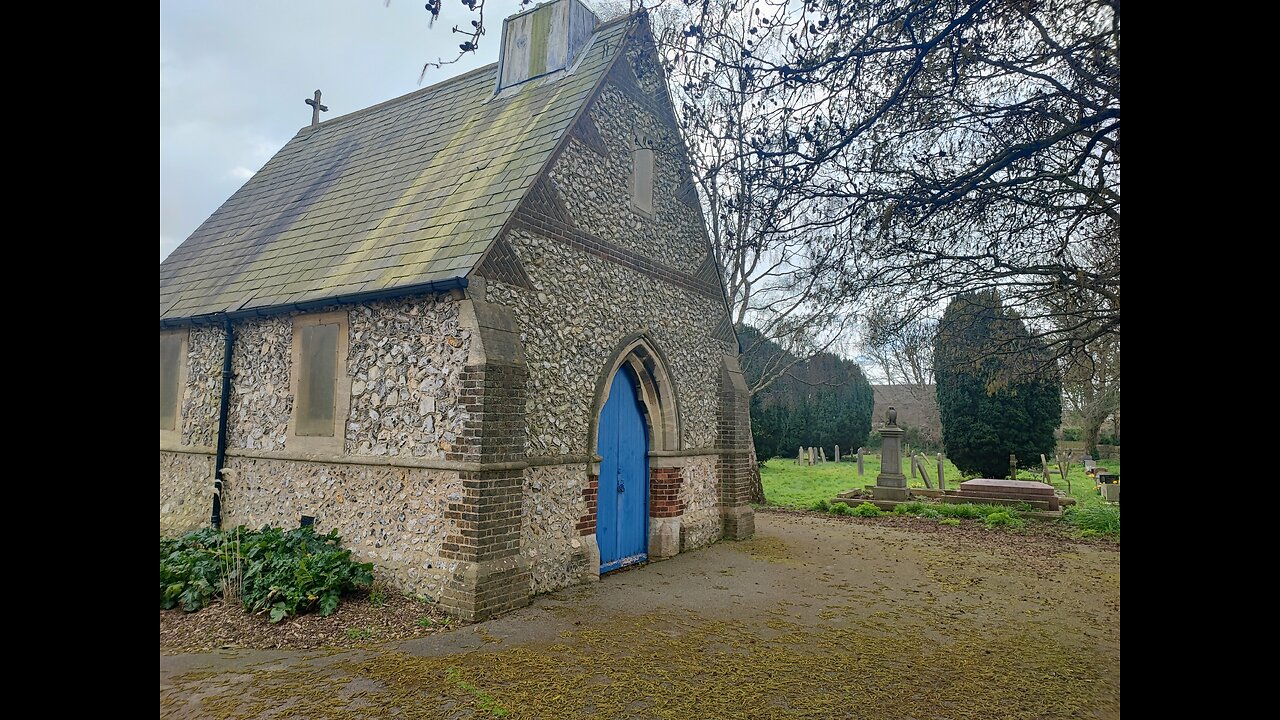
[[631, 146, 654, 217], [289, 310, 350, 451], [159, 331, 188, 435]]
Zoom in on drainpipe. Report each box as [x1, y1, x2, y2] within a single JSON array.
[[212, 315, 235, 529]]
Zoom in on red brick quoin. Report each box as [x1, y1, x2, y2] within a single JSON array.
[[577, 468, 684, 535], [649, 466, 683, 518], [577, 474, 600, 536]]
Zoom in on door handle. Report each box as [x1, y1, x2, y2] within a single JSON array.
[[617, 482, 625, 493]]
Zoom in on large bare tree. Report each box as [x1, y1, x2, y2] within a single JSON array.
[[675, 0, 1121, 368], [411, 2, 1120, 367]]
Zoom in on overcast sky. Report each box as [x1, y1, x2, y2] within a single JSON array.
[[159, 1, 529, 262]]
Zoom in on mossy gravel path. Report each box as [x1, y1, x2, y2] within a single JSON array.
[[161, 511, 1120, 719]]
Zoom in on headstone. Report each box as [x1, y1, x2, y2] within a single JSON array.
[[872, 407, 908, 501], [835, 445, 840, 464], [809, 447, 816, 466], [819, 447, 827, 463], [915, 454, 933, 489], [857, 448, 865, 476], [1009, 454, 1017, 481], [797, 446, 804, 466], [937, 453, 945, 490], [910, 450, 917, 478]]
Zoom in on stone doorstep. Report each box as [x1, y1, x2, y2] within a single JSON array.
[[845, 487, 942, 499], [831, 498, 901, 512], [939, 488, 1074, 506], [941, 495, 1057, 511], [907, 488, 945, 498], [830, 496, 1063, 518]]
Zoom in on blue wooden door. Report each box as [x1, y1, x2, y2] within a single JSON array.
[[597, 365, 649, 573]]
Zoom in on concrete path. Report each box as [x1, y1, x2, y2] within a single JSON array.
[[161, 511, 1120, 719]]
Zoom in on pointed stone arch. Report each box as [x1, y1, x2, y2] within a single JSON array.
[[588, 333, 682, 456]]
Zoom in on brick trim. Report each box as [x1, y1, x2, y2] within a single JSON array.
[[448, 362, 527, 465], [475, 236, 534, 289], [578, 473, 599, 536], [572, 113, 608, 156], [650, 466, 683, 518]]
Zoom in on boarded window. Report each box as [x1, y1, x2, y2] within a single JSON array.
[[159, 334, 183, 431], [296, 323, 339, 436], [632, 147, 654, 215]]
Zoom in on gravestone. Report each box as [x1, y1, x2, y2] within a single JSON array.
[[809, 447, 816, 466], [937, 454, 945, 490], [872, 407, 909, 501], [915, 454, 933, 489], [857, 448, 865, 476], [835, 445, 840, 464], [797, 446, 804, 466], [1100, 482, 1120, 502], [819, 447, 827, 463]]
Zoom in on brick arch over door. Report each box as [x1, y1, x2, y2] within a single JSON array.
[[587, 333, 682, 456]]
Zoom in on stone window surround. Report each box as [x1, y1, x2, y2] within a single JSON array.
[[630, 135, 656, 220], [159, 328, 190, 446], [287, 309, 351, 454]]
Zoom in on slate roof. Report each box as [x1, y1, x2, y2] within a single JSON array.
[[159, 16, 629, 322]]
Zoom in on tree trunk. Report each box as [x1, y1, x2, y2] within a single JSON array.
[[1083, 413, 1106, 456], [748, 445, 766, 504]]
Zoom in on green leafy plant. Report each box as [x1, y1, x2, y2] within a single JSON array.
[[161, 528, 235, 612], [983, 511, 1024, 528], [160, 526, 373, 621], [829, 502, 855, 516], [809, 498, 831, 512], [935, 503, 998, 519], [892, 502, 942, 519], [850, 502, 883, 517], [938, 517, 961, 526], [1064, 503, 1120, 536], [417, 617, 435, 629], [345, 627, 373, 640], [369, 586, 388, 608]]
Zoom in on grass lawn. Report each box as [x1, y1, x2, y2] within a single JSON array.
[[760, 454, 1121, 509]]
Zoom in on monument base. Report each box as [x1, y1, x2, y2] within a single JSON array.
[[871, 486, 910, 501]]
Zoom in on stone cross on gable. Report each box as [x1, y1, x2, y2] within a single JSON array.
[[305, 89, 329, 127]]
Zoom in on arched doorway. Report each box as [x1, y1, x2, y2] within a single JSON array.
[[596, 364, 649, 572]]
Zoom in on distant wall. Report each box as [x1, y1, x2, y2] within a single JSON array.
[[871, 385, 940, 445], [1056, 441, 1120, 462]]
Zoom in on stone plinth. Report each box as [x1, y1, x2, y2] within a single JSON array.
[[873, 414, 908, 501]]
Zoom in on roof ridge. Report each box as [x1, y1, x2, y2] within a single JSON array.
[[293, 61, 498, 137], [290, 12, 639, 139]]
